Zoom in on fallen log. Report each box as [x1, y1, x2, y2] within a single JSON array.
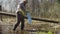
[[0, 11, 59, 23]]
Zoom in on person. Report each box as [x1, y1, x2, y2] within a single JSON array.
[[13, 0, 27, 31]]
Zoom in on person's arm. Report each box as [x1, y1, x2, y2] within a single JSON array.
[[16, 4, 20, 13], [20, 3, 26, 11]]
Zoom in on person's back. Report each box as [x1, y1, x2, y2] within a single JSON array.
[[16, 0, 27, 16]]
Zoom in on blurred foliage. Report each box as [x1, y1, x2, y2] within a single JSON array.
[[0, 0, 60, 19], [57, 0, 60, 3]]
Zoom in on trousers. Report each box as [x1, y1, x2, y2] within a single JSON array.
[[13, 12, 24, 30]]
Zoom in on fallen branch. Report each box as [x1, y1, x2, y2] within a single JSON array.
[[0, 11, 59, 23]]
